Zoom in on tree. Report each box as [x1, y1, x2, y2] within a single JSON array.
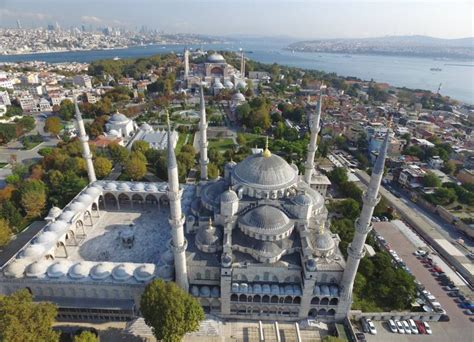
[[140, 279, 205, 342], [124, 156, 147, 180], [335, 199, 360, 220], [94, 157, 112, 178], [44, 117, 62, 136], [441, 160, 456, 175], [73, 331, 99, 342], [20, 179, 47, 218], [132, 140, 150, 155], [208, 163, 219, 179], [0, 201, 23, 232], [0, 218, 12, 246], [0, 289, 59, 342], [422, 171, 441, 188], [236, 133, 247, 146], [58, 99, 75, 121], [108, 143, 130, 164], [427, 187, 457, 206], [328, 167, 348, 185]]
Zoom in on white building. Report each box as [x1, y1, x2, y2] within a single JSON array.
[[428, 156, 444, 170], [105, 112, 136, 138], [0, 78, 14, 89], [19, 96, 38, 112], [131, 123, 178, 150], [0, 91, 11, 106], [39, 98, 53, 112], [73, 75, 93, 89]]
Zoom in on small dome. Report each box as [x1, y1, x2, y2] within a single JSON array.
[[84, 186, 102, 197], [224, 80, 234, 89], [232, 92, 245, 102], [46, 206, 62, 219], [313, 231, 335, 252], [108, 129, 121, 137], [90, 263, 113, 280], [200, 286, 211, 297], [196, 221, 222, 249], [145, 184, 158, 192], [47, 261, 72, 278], [69, 262, 91, 279], [221, 253, 232, 267], [306, 259, 317, 271], [76, 194, 93, 204], [293, 193, 313, 206], [23, 244, 46, 258], [112, 263, 134, 281], [235, 80, 247, 89], [104, 182, 117, 191], [47, 220, 69, 233], [35, 231, 58, 244], [109, 113, 130, 123], [240, 206, 290, 231], [157, 264, 174, 280], [131, 183, 145, 192], [134, 264, 155, 282], [207, 53, 225, 63], [220, 189, 238, 203], [214, 82, 225, 89], [4, 259, 29, 278], [58, 211, 75, 222], [25, 261, 50, 278], [117, 183, 130, 191], [69, 201, 85, 212], [191, 286, 200, 297]]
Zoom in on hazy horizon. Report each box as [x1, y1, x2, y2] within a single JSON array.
[[0, 0, 473, 40]]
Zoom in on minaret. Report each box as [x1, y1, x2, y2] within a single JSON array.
[[240, 50, 245, 77], [199, 84, 209, 181], [184, 48, 189, 79], [166, 112, 189, 291], [303, 95, 323, 184], [74, 97, 96, 183], [338, 127, 392, 315]]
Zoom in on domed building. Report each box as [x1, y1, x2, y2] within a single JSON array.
[[105, 111, 136, 138]]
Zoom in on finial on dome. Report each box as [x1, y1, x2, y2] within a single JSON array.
[[208, 217, 213, 228], [263, 136, 271, 158]]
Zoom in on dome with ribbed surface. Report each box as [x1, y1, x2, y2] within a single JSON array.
[[233, 152, 298, 190], [220, 189, 238, 203], [207, 53, 225, 63], [240, 206, 290, 232]]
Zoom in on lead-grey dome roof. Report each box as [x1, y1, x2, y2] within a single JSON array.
[[196, 223, 222, 247], [313, 231, 335, 251], [240, 206, 290, 231], [207, 53, 225, 63], [220, 189, 238, 203], [109, 113, 129, 123], [232, 152, 298, 190]]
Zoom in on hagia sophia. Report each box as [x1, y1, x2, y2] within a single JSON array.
[[0, 51, 391, 323]]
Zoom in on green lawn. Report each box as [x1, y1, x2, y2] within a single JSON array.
[[176, 133, 193, 152], [209, 138, 235, 152], [241, 133, 265, 148]]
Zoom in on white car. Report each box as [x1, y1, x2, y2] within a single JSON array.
[[395, 320, 405, 334], [408, 319, 418, 334], [388, 319, 397, 333], [423, 321, 432, 335], [366, 319, 377, 335], [402, 321, 411, 334]]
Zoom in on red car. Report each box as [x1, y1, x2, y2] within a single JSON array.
[[431, 266, 443, 273], [415, 320, 426, 334]]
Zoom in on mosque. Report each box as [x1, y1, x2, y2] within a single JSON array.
[[0, 88, 391, 323], [183, 49, 247, 94]]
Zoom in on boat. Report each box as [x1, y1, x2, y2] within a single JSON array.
[[113, 56, 120, 61], [430, 67, 442, 71]]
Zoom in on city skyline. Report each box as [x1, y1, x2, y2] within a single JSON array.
[[0, 0, 473, 40]]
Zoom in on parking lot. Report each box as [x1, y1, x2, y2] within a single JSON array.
[[363, 221, 473, 342]]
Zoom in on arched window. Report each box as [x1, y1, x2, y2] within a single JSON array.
[[320, 297, 329, 306], [271, 295, 279, 304], [262, 295, 270, 303], [293, 296, 301, 305], [330, 298, 339, 306], [253, 295, 261, 303], [239, 294, 247, 302], [284, 296, 292, 304], [231, 294, 238, 302], [311, 297, 320, 305]]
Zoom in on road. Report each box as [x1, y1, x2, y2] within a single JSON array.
[[0, 114, 59, 186], [354, 169, 474, 286]]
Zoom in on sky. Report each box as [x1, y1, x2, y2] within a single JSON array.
[[0, 0, 473, 40]]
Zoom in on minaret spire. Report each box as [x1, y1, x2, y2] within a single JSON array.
[[184, 48, 189, 79], [337, 127, 392, 318], [74, 96, 96, 183], [199, 84, 209, 181], [240, 50, 245, 77], [166, 111, 189, 291], [303, 93, 323, 184]]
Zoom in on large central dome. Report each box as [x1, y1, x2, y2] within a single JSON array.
[[232, 151, 299, 190]]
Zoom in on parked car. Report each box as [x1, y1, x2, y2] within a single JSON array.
[[402, 321, 411, 334], [388, 319, 397, 333], [395, 320, 405, 334], [355, 332, 366, 341], [431, 266, 443, 273], [448, 291, 460, 298], [423, 321, 432, 334], [460, 301, 474, 310], [360, 318, 369, 333], [414, 249, 427, 257], [407, 319, 418, 334], [415, 320, 426, 334], [444, 285, 459, 292], [439, 314, 450, 322], [367, 319, 377, 335]]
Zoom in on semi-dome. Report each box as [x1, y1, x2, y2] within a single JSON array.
[[253, 240, 282, 258], [90, 263, 113, 280], [220, 189, 238, 203], [240, 205, 290, 232], [207, 53, 225, 63], [233, 152, 298, 190], [293, 193, 313, 206], [109, 112, 130, 123], [313, 231, 335, 257], [196, 220, 222, 253], [157, 264, 174, 280]]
